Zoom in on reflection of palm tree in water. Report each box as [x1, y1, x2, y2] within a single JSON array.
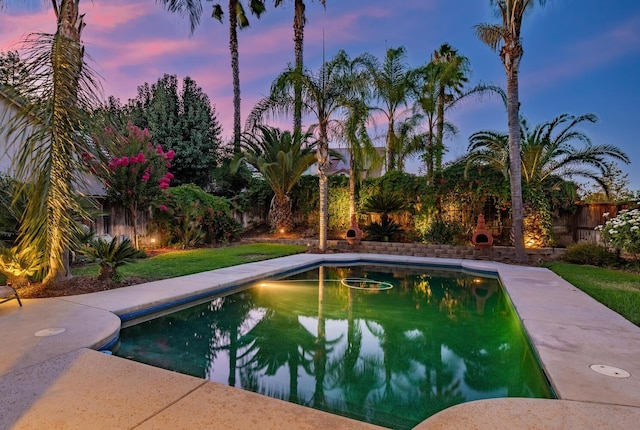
[[206, 293, 256, 386], [312, 266, 327, 408]]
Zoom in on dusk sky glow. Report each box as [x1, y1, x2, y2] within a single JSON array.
[[1, 0, 639, 190]]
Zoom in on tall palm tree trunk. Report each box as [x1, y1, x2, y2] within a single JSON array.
[[505, 52, 526, 262], [45, 0, 84, 283], [386, 117, 395, 171], [317, 122, 329, 250], [293, 0, 304, 135], [435, 86, 445, 173], [229, 0, 242, 151], [348, 147, 357, 217]]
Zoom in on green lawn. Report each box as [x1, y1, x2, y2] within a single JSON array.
[[72, 243, 308, 280], [546, 262, 640, 326]]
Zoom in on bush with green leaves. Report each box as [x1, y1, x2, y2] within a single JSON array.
[[563, 242, 621, 266], [596, 208, 640, 259], [363, 218, 404, 242], [81, 237, 142, 282], [151, 184, 241, 246], [0, 245, 43, 288], [421, 217, 469, 245]]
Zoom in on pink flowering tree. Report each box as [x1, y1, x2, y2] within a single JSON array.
[[95, 122, 175, 248]]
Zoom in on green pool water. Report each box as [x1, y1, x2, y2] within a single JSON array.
[[115, 264, 553, 429]]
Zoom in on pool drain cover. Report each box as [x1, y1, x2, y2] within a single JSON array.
[[589, 364, 630, 378], [35, 328, 66, 337]]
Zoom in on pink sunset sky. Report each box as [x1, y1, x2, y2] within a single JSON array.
[[1, 0, 640, 190]]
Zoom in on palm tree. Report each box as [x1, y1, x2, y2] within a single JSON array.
[[333, 98, 381, 220], [466, 113, 630, 192], [247, 50, 368, 250], [364, 46, 414, 171], [1, 0, 105, 284], [431, 43, 470, 175], [475, 0, 547, 261], [158, 0, 266, 150], [231, 125, 317, 231], [273, 0, 326, 135]]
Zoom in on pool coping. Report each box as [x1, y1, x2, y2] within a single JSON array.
[[2, 252, 640, 429]]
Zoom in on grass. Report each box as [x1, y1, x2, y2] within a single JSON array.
[[546, 262, 640, 326], [71, 243, 308, 280]]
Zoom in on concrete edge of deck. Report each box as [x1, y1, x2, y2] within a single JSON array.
[[1, 252, 639, 429]]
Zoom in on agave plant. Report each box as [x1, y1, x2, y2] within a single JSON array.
[[82, 237, 141, 282]]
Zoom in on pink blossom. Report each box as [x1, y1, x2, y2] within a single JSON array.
[[166, 162, 171, 168], [120, 156, 129, 167], [159, 204, 168, 212], [156, 145, 164, 155], [159, 182, 169, 190], [166, 150, 175, 160], [159, 176, 171, 184], [166, 172, 174, 179], [136, 152, 146, 164]]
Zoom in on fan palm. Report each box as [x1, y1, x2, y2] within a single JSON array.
[[466, 113, 630, 193], [1, 0, 105, 284], [158, 0, 266, 150], [247, 50, 368, 249], [475, 0, 548, 261], [232, 125, 317, 231]]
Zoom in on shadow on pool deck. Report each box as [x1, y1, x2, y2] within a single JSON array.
[[1, 253, 640, 429]]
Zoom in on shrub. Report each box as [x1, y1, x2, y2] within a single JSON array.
[[363, 219, 404, 242], [0, 246, 43, 288], [596, 208, 640, 260], [422, 218, 468, 245], [563, 242, 620, 266], [81, 237, 142, 282], [151, 184, 242, 246]]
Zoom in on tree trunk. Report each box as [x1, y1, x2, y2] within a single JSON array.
[[229, 0, 242, 151], [45, 0, 84, 284], [386, 117, 395, 171], [129, 203, 139, 249], [269, 194, 294, 232], [348, 147, 356, 218], [504, 49, 526, 262], [317, 122, 329, 250], [435, 83, 445, 174], [293, 0, 305, 135]]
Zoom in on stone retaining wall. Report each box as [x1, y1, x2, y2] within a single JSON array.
[[249, 238, 567, 265]]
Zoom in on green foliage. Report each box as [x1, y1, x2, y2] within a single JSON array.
[[421, 217, 468, 245], [0, 49, 30, 96], [597, 208, 640, 259], [328, 183, 350, 232], [95, 123, 174, 213], [363, 219, 404, 242], [361, 191, 408, 216], [99, 74, 223, 188], [0, 175, 24, 244], [150, 184, 241, 246], [563, 242, 621, 266], [0, 245, 43, 287], [81, 237, 142, 282]]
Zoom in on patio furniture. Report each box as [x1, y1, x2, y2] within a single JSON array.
[[0, 285, 22, 307]]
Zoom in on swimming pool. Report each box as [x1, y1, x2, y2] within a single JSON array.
[[115, 263, 553, 429]]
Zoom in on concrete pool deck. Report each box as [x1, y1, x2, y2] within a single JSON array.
[[1, 253, 640, 429]]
